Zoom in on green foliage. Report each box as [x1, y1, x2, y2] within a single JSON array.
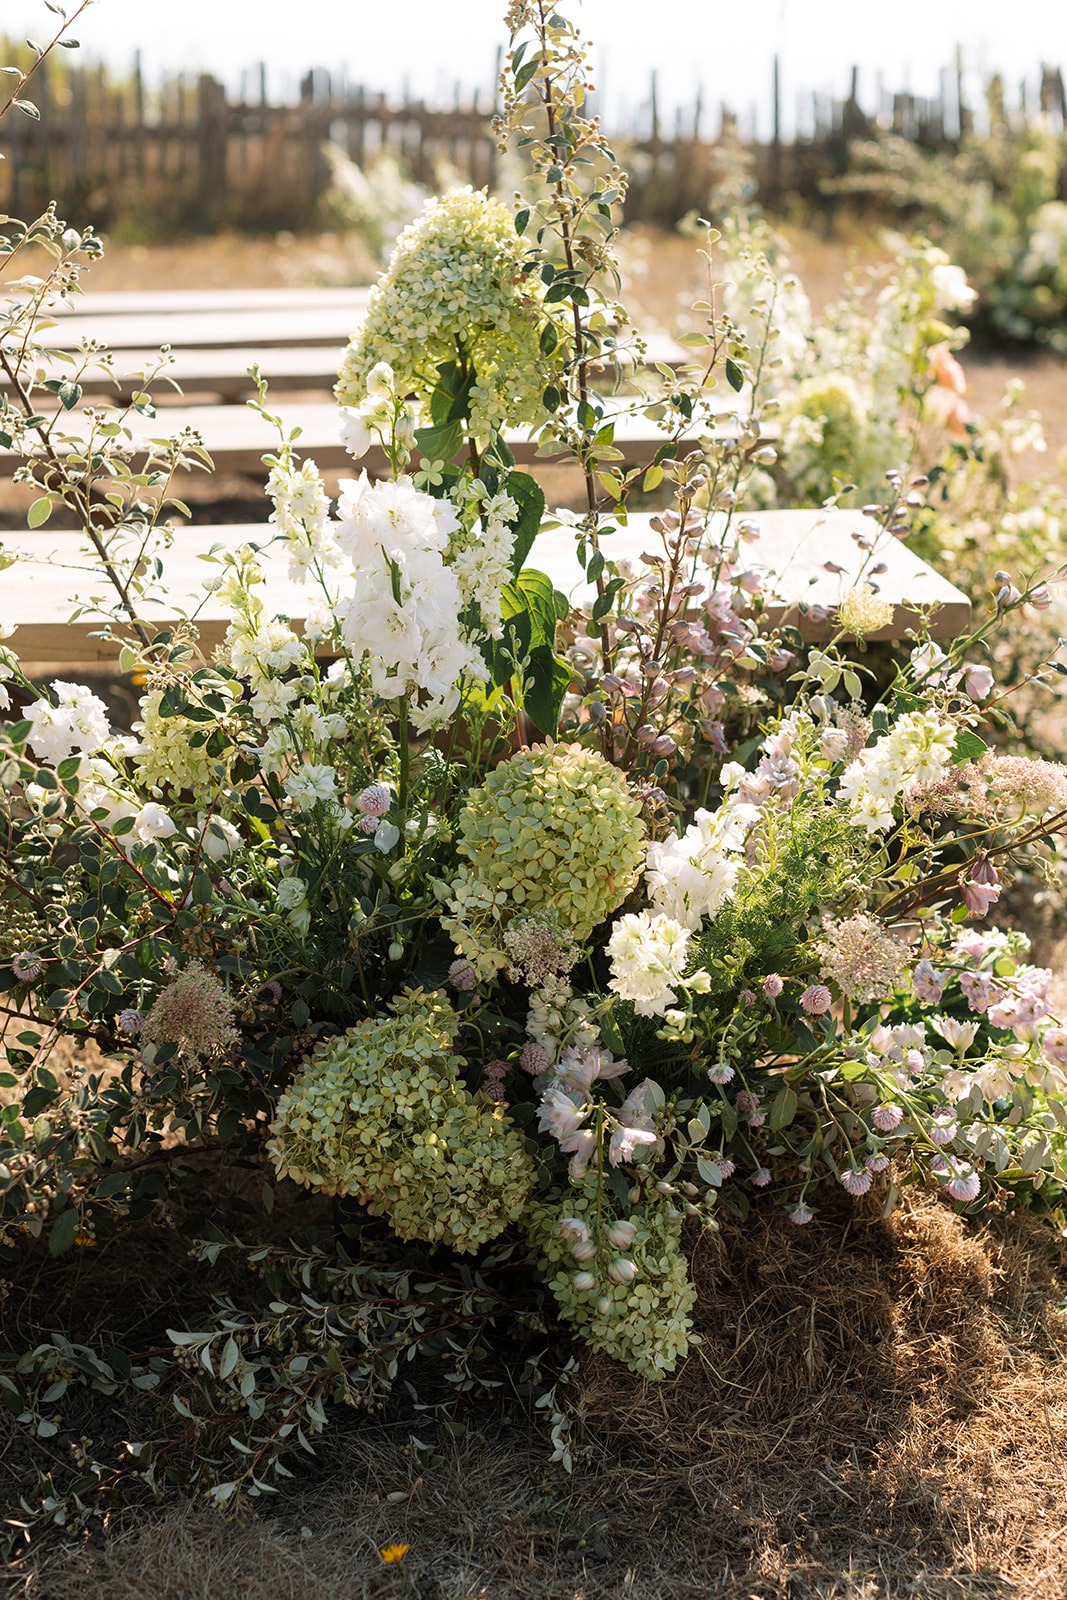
[[694, 801, 865, 998]]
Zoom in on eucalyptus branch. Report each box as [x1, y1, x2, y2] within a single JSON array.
[[0, 0, 95, 123]]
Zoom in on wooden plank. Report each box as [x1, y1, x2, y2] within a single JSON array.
[[0, 508, 969, 665], [0, 398, 755, 480], [0, 345, 349, 402], [2, 332, 687, 405], [39, 304, 368, 352], [533, 507, 971, 642], [65, 287, 375, 317], [43, 289, 684, 367]]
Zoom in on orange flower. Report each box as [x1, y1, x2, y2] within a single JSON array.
[[379, 1543, 410, 1564]]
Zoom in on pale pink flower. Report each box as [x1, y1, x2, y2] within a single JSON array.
[[946, 1169, 981, 1203], [871, 1104, 904, 1132], [800, 984, 832, 1016], [143, 962, 240, 1066]]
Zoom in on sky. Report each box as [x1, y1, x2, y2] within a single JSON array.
[[7, 0, 1067, 136]]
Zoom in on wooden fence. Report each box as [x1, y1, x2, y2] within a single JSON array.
[[2, 53, 1066, 233]]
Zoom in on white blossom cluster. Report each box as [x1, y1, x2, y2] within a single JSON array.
[[334, 472, 487, 731], [838, 709, 957, 834], [644, 800, 755, 932], [448, 482, 519, 639], [25, 680, 110, 765], [607, 910, 697, 1018]]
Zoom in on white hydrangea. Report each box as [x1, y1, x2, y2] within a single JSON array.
[[25, 681, 110, 766], [335, 186, 563, 441], [607, 911, 691, 1018]]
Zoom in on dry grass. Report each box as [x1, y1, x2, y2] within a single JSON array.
[[7, 1189, 1067, 1600]]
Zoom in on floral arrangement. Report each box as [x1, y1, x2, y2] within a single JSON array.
[[2, 0, 1067, 1525]]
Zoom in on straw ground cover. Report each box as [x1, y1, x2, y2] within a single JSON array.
[[3, 1186, 1066, 1600]]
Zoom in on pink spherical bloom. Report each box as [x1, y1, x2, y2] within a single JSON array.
[[946, 1168, 981, 1203], [717, 1158, 736, 1180], [707, 1062, 735, 1086], [800, 984, 832, 1016], [930, 1153, 951, 1176], [871, 1104, 904, 1132], [930, 1116, 959, 1146], [448, 958, 478, 992], [357, 782, 392, 818], [762, 973, 784, 999], [117, 1006, 146, 1037], [751, 1167, 772, 1187], [10, 951, 44, 983], [840, 1167, 873, 1197], [519, 1042, 549, 1076], [788, 1201, 816, 1226], [866, 1154, 890, 1173], [740, 989, 757, 1009]]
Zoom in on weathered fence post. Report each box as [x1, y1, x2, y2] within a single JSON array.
[[196, 74, 228, 228]]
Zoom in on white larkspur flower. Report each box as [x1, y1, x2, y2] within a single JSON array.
[[607, 912, 691, 1018], [132, 802, 177, 842], [930, 1015, 980, 1051], [284, 764, 338, 811], [25, 681, 110, 766]]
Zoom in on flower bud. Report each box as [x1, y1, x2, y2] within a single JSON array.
[[606, 1257, 638, 1285], [573, 1271, 597, 1293], [606, 1220, 637, 1249]]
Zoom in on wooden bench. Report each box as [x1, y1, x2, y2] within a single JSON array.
[[0, 508, 970, 666]]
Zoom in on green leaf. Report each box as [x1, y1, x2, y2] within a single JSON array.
[[48, 1207, 79, 1257], [429, 360, 474, 427], [27, 496, 52, 529], [514, 54, 541, 94], [218, 1336, 240, 1380], [514, 207, 530, 236], [505, 472, 545, 576], [523, 647, 572, 736], [413, 418, 463, 463], [768, 1085, 798, 1130], [953, 729, 988, 764], [725, 359, 745, 393]]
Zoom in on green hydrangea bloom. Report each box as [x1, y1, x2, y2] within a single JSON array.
[[781, 373, 878, 503], [134, 688, 225, 799], [524, 1182, 696, 1379], [267, 990, 534, 1253], [442, 741, 646, 978], [335, 186, 565, 440]]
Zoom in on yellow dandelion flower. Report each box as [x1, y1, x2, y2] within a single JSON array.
[[379, 1542, 410, 1564]]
